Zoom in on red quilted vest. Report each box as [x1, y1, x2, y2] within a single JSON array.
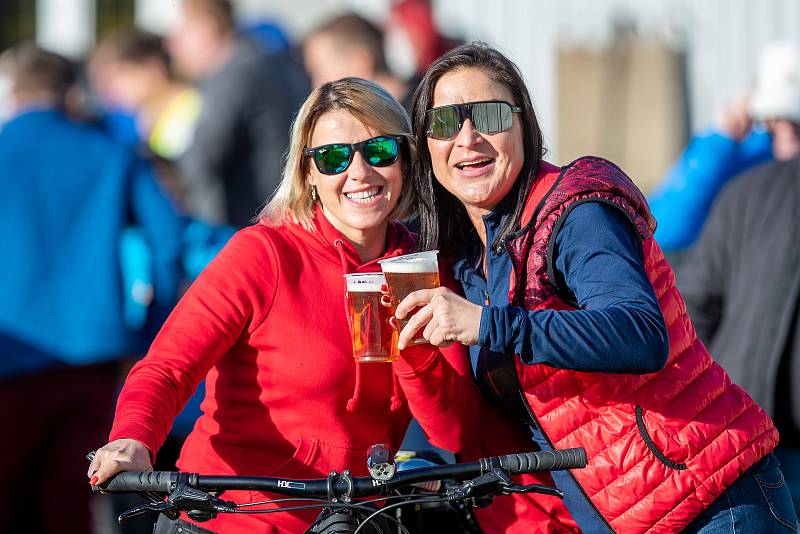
[[504, 156, 778, 533]]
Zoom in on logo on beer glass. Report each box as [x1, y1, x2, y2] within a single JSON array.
[[378, 251, 440, 345], [343, 273, 399, 363]]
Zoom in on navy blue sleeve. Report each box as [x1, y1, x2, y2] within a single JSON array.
[[479, 202, 669, 373]]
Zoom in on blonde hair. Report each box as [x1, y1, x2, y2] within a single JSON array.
[[260, 77, 416, 230]]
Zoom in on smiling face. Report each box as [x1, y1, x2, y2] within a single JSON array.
[[307, 108, 404, 247], [427, 68, 524, 221]]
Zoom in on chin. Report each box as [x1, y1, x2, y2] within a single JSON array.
[[343, 214, 389, 233], [456, 188, 494, 207]]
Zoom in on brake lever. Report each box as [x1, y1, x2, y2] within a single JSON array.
[[445, 468, 512, 505], [167, 472, 237, 522], [119, 501, 180, 523], [501, 482, 563, 498], [446, 468, 564, 506]]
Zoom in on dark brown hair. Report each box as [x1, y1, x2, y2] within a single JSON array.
[[410, 42, 546, 255]]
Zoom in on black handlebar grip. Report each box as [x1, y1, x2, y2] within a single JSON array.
[[498, 448, 587, 475], [100, 471, 176, 493]]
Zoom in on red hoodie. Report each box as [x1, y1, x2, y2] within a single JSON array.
[[110, 208, 477, 533], [111, 207, 577, 532]]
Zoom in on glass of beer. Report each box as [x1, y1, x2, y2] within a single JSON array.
[[344, 273, 399, 363], [378, 250, 440, 345]]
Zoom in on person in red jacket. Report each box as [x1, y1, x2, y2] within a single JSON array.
[[88, 77, 478, 534], [394, 42, 797, 533]]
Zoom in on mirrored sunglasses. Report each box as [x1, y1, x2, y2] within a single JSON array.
[[425, 100, 522, 140]]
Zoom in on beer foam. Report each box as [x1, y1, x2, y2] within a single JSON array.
[[344, 273, 385, 292], [378, 251, 438, 273], [346, 279, 384, 292]]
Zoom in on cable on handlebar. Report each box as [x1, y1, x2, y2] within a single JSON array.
[[89, 447, 586, 533], [351, 497, 449, 534], [231, 498, 411, 534]]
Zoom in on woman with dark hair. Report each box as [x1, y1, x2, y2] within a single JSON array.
[[393, 42, 797, 532]]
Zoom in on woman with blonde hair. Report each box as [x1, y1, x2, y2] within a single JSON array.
[[89, 77, 474, 533]]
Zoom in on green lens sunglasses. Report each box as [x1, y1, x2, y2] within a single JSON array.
[[304, 135, 402, 175]]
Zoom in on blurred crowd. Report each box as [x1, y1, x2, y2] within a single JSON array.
[[1, 0, 800, 532], [0, 0, 457, 532]]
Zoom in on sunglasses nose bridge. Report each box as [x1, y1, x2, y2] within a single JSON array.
[[345, 148, 372, 178], [454, 116, 482, 146], [460, 103, 472, 129]]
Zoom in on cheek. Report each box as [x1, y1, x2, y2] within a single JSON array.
[[500, 136, 525, 179], [387, 166, 404, 197], [426, 143, 451, 182], [508, 147, 524, 179]]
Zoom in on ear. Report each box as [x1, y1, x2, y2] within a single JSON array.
[[306, 172, 317, 187]]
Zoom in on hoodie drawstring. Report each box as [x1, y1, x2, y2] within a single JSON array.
[[389, 373, 402, 412], [336, 239, 363, 413], [336, 239, 402, 413], [346, 363, 363, 412]]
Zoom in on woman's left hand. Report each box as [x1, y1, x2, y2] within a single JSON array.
[[395, 286, 483, 349]]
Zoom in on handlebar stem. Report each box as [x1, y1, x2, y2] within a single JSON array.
[[327, 470, 353, 503]]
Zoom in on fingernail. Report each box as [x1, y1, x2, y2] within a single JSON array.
[[90, 476, 99, 485]]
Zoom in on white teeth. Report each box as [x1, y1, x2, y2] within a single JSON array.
[[457, 159, 492, 169], [344, 187, 381, 203]]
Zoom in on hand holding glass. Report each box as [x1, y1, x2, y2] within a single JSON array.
[[378, 251, 440, 345]]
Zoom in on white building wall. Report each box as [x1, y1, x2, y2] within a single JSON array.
[[432, 0, 800, 157], [135, 0, 181, 35], [36, 0, 96, 58]]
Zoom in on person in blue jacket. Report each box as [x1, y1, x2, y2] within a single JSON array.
[[0, 44, 184, 533], [649, 40, 800, 256], [648, 95, 772, 253]]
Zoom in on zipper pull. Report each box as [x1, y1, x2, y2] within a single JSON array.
[[483, 289, 490, 306]]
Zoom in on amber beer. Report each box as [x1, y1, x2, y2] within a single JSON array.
[[344, 273, 399, 362], [378, 251, 440, 344]]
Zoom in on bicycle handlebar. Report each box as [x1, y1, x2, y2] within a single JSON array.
[[497, 448, 587, 475], [99, 448, 587, 497], [102, 470, 178, 493]]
